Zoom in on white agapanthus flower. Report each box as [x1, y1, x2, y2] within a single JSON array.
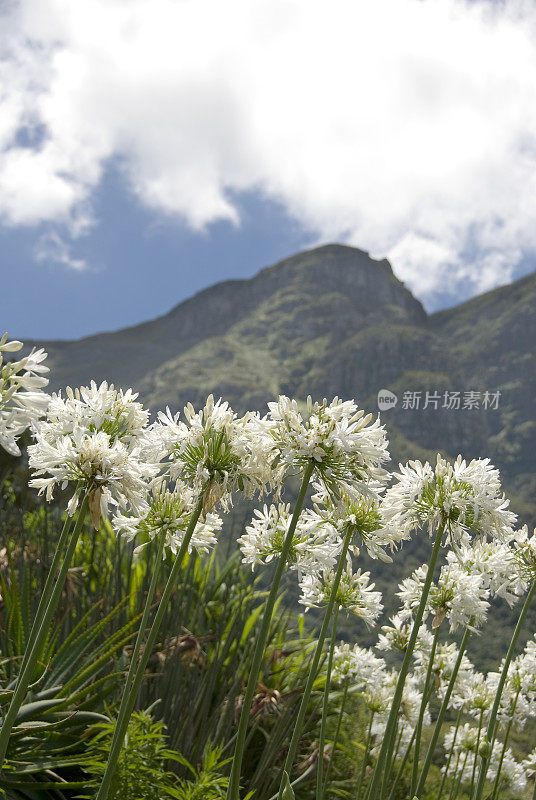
[[383, 454, 516, 546], [442, 723, 526, 794], [299, 567, 383, 626], [499, 751, 528, 795], [238, 503, 340, 575], [157, 395, 273, 514], [369, 672, 427, 757], [376, 613, 432, 653], [513, 525, 536, 582], [455, 670, 495, 718], [113, 480, 222, 556], [486, 640, 536, 730], [397, 562, 490, 632], [522, 747, 536, 778], [43, 381, 151, 447], [497, 665, 533, 731], [514, 636, 536, 721], [312, 483, 407, 562], [263, 395, 390, 495], [0, 334, 49, 456], [413, 641, 475, 702], [441, 723, 480, 784], [28, 382, 159, 527], [331, 643, 386, 690], [446, 540, 526, 606]]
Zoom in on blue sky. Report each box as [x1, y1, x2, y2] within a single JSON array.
[[2, 0, 536, 342], [1, 167, 313, 340]]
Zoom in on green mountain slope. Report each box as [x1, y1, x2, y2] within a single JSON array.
[[27, 243, 536, 524]]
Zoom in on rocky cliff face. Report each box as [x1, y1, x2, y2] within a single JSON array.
[[27, 243, 536, 523]]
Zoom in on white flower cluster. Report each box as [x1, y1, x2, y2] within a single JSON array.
[[414, 640, 475, 703], [376, 613, 431, 654], [330, 622, 534, 794], [485, 636, 536, 731], [299, 567, 383, 626], [397, 562, 490, 632], [238, 504, 340, 575], [513, 525, 536, 582], [313, 484, 407, 563], [157, 395, 273, 514], [113, 479, 222, 556], [442, 722, 527, 794], [0, 334, 49, 456], [384, 454, 516, 545], [331, 649, 428, 756], [446, 540, 526, 606], [331, 643, 386, 689], [264, 395, 389, 494], [28, 381, 159, 526]]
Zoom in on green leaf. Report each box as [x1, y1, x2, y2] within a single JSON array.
[[15, 697, 65, 723], [281, 771, 295, 800]]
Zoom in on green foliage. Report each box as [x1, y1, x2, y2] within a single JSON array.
[[173, 746, 255, 800], [83, 710, 181, 799], [0, 563, 137, 797], [0, 484, 322, 799]]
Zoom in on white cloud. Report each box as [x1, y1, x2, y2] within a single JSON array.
[[35, 231, 87, 271], [1, 0, 536, 305]]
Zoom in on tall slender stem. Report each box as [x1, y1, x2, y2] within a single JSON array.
[[416, 624, 471, 797], [382, 725, 402, 798], [387, 723, 418, 800], [470, 708, 484, 799], [18, 510, 73, 677], [123, 528, 167, 698], [356, 711, 375, 800], [490, 688, 520, 800], [322, 682, 349, 796], [0, 495, 89, 769], [316, 605, 339, 800], [436, 707, 462, 800], [450, 750, 469, 800], [226, 462, 314, 800], [96, 497, 203, 800], [367, 521, 445, 800], [411, 626, 440, 796], [473, 579, 536, 800], [277, 520, 355, 800]]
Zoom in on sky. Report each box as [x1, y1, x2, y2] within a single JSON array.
[[1, 0, 536, 341]]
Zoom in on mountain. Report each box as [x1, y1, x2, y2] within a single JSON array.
[[27, 243, 536, 525]]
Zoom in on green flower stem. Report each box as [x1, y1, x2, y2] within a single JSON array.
[[416, 624, 471, 798], [19, 510, 73, 677], [445, 750, 462, 800], [472, 579, 536, 800], [382, 726, 403, 798], [95, 496, 203, 800], [490, 688, 520, 800], [436, 707, 462, 800], [316, 604, 339, 800], [0, 494, 89, 769], [122, 528, 167, 698], [450, 749, 470, 800], [277, 520, 356, 800], [355, 711, 375, 800], [470, 708, 484, 799], [322, 682, 349, 796], [368, 521, 445, 800], [226, 461, 314, 800], [411, 626, 440, 796], [388, 722, 419, 800]]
